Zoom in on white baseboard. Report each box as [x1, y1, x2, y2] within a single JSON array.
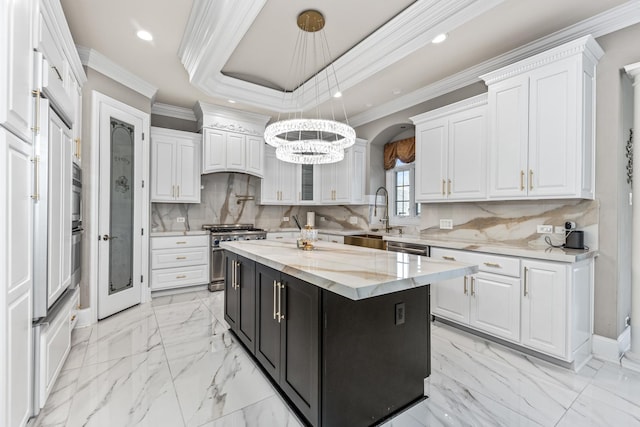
[[592, 327, 631, 362], [75, 307, 95, 328]]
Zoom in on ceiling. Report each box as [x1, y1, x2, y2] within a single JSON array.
[[60, 0, 634, 128]]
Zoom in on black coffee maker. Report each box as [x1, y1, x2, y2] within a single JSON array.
[[564, 221, 584, 249]]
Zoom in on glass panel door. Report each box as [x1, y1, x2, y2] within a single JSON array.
[[109, 118, 134, 295], [301, 164, 314, 201]]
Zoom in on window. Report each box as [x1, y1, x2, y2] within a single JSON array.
[[386, 159, 420, 225]]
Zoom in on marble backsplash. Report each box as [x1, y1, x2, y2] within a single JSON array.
[[151, 173, 373, 232], [152, 173, 598, 250]]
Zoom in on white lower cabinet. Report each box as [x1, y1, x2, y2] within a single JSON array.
[[432, 247, 593, 365], [37, 289, 79, 410], [317, 233, 344, 244], [150, 235, 210, 291], [431, 248, 520, 342]]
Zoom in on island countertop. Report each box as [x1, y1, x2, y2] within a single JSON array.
[[220, 239, 477, 300]]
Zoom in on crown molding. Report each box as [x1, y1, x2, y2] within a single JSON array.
[[77, 46, 158, 101], [179, 0, 504, 113], [410, 93, 487, 124], [41, 0, 86, 85], [151, 103, 196, 121], [625, 61, 640, 83], [349, 0, 640, 127]]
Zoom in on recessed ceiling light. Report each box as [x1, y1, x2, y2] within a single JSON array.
[[228, 99, 236, 104], [432, 33, 447, 44], [365, 103, 373, 108], [333, 91, 342, 98], [136, 30, 153, 41], [392, 89, 402, 95]]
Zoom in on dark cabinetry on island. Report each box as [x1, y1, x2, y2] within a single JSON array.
[[224, 253, 430, 427]]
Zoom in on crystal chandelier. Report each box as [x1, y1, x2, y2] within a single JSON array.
[[264, 10, 355, 164]]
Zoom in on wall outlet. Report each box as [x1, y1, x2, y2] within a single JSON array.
[[349, 216, 358, 224], [395, 303, 405, 326], [282, 216, 289, 222], [320, 216, 326, 222], [176, 217, 185, 223], [536, 224, 553, 234], [554, 226, 565, 234], [439, 219, 453, 230]]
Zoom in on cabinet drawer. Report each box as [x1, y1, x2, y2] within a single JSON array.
[[151, 247, 209, 269], [150, 265, 209, 290], [318, 234, 344, 244], [431, 248, 520, 277], [151, 235, 209, 250]]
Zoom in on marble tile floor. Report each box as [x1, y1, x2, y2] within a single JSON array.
[[33, 290, 640, 427]]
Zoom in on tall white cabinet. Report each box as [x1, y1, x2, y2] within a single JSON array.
[[481, 35, 603, 200], [1, 0, 36, 425], [150, 127, 201, 203], [1, 127, 34, 427]]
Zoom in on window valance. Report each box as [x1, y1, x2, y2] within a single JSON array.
[[383, 137, 415, 170]]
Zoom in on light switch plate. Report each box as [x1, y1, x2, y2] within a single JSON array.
[[536, 225, 553, 233], [439, 219, 453, 229], [176, 217, 185, 223], [282, 216, 289, 222], [349, 216, 358, 224]]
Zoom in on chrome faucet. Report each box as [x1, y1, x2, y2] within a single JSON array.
[[374, 186, 391, 233]]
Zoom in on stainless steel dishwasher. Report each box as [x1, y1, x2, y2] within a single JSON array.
[[386, 240, 430, 256]]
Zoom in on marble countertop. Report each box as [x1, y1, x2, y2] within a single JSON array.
[[150, 230, 209, 237], [220, 239, 477, 300], [379, 235, 596, 263]]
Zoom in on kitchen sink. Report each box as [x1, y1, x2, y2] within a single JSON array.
[[344, 234, 386, 250]]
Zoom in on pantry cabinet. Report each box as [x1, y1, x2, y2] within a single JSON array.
[[482, 35, 603, 200], [150, 127, 201, 203], [1, 127, 34, 427], [411, 95, 487, 202]]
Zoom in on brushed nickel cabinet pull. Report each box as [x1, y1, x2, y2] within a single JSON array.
[[236, 261, 241, 289], [32, 90, 41, 134], [176, 241, 187, 244], [51, 65, 63, 81], [463, 276, 468, 295], [176, 275, 187, 279], [177, 185, 180, 198], [176, 256, 186, 260], [31, 156, 40, 200], [279, 282, 285, 322], [529, 169, 534, 191], [484, 262, 501, 268], [273, 280, 277, 319], [524, 266, 529, 296], [520, 170, 525, 191], [231, 260, 236, 289], [470, 276, 475, 296], [443, 256, 456, 261]]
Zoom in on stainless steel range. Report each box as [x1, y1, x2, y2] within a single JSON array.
[[202, 224, 267, 291]]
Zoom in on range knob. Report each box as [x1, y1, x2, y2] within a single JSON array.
[[213, 239, 220, 246]]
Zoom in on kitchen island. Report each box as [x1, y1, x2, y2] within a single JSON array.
[[221, 239, 476, 427]]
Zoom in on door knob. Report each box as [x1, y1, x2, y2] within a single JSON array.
[[102, 234, 117, 241]]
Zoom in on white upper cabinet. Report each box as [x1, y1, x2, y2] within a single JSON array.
[[318, 139, 367, 205], [150, 127, 201, 203], [412, 95, 487, 202], [195, 102, 270, 178], [0, 0, 35, 142], [482, 35, 603, 200], [260, 146, 297, 204]]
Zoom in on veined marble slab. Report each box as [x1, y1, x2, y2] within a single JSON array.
[[381, 235, 597, 263], [220, 239, 477, 300]]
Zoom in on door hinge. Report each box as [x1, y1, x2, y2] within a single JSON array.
[[140, 275, 144, 283], [142, 132, 145, 141], [141, 180, 145, 188], [141, 228, 144, 236]]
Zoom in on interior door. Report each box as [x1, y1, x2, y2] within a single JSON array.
[[97, 103, 145, 319]]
